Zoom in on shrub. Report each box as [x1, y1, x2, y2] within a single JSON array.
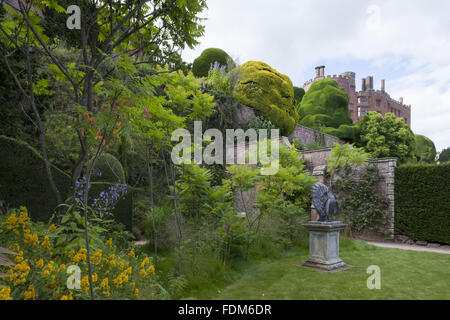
[[359, 112, 416, 164], [414, 134, 436, 163], [0, 207, 160, 300], [439, 146, 450, 163], [192, 48, 235, 78], [233, 61, 299, 136], [293, 86, 305, 104], [395, 163, 450, 244], [298, 79, 352, 129]]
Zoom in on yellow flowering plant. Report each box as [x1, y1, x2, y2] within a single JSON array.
[[0, 207, 161, 300]]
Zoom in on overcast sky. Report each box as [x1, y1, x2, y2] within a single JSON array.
[[181, 0, 450, 152]]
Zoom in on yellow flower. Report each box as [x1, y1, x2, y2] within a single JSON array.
[[24, 285, 36, 300], [48, 224, 57, 233], [41, 236, 51, 250], [60, 291, 73, 300], [105, 238, 112, 248], [81, 275, 90, 291], [133, 288, 139, 297], [68, 249, 75, 258], [58, 264, 66, 272], [92, 250, 102, 265], [92, 273, 98, 283], [0, 286, 12, 300], [140, 268, 147, 278], [99, 277, 109, 289], [127, 248, 135, 258], [113, 270, 129, 288], [24, 232, 39, 246], [36, 258, 44, 268], [147, 265, 155, 275], [141, 257, 150, 268]]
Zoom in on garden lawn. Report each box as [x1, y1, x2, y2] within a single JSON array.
[[194, 238, 450, 300]]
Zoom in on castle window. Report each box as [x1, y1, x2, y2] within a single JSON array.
[[376, 99, 381, 107], [360, 97, 367, 103], [358, 107, 367, 117]]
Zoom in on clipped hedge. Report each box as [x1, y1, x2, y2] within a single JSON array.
[[395, 162, 450, 244], [0, 135, 132, 230], [192, 48, 234, 78], [414, 134, 436, 163], [233, 61, 299, 136], [0, 135, 71, 222], [298, 78, 352, 129]]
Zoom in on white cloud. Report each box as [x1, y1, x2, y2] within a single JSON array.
[[182, 0, 450, 151]]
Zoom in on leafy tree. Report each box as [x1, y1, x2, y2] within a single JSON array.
[[233, 61, 299, 136], [192, 47, 235, 77], [0, 0, 208, 298], [414, 134, 436, 163], [298, 79, 352, 130], [439, 147, 450, 163], [359, 112, 415, 163]]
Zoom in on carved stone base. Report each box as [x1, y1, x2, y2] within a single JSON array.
[[302, 221, 350, 272]]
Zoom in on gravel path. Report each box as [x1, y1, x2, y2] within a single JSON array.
[[366, 241, 450, 255]]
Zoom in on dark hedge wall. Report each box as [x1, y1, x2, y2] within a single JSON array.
[[0, 135, 132, 230], [395, 162, 450, 244]]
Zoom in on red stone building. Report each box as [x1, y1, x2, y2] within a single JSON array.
[[302, 66, 411, 126]]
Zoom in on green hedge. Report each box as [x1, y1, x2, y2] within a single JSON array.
[[0, 135, 132, 230], [0, 135, 71, 222], [395, 162, 450, 244]]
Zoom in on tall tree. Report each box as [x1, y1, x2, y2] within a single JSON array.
[[359, 112, 415, 163]]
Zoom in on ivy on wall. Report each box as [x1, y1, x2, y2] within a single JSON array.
[[330, 165, 390, 234]]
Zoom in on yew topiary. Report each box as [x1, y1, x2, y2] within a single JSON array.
[[414, 134, 436, 163], [232, 61, 299, 136], [298, 79, 352, 130], [192, 48, 234, 78]]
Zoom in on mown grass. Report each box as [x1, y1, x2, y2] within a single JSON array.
[[204, 238, 450, 300], [141, 237, 450, 300]]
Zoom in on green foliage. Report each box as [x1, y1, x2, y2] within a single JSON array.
[[395, 162, 450, 244], [331, 165, 390, 232], [233, 61, 299, 136], [45, 113, 80, 171], [90, 153, 126, 184], [439, 146, 450, 163], [0, 135, 71, 222], [326, 142, 369, 175], [177, 165, 212, 217], [298, 79, 352, 129], [293, 86, 305, 104], [414, 134, 436, 163], [192, 48, 235, 78], [323, 124, 362, 145], [243, 115, 277, 139], [359, 112, 415, 163], [204, 65, 231, 96]]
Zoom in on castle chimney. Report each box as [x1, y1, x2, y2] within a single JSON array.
[[319, 65, 325, 77], [315, 66, 320, 78], [399, 97, 403, 105], [361, 78, 366, 91], [381, 79, 385, 91], [367, 76, 374, 90]]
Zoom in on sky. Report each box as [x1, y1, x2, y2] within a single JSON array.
[[181, 0, 450, 152]]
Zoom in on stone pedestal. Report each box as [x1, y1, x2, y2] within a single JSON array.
[[302, 221, 349, 272]]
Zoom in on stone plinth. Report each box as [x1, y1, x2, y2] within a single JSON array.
[[302, 221, 349, 272]]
